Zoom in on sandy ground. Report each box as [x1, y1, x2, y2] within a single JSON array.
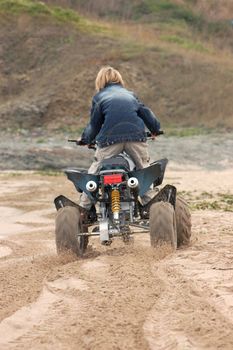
[[0, 166, 233, 349]]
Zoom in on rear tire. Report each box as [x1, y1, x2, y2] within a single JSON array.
[[175, 196, 191, 247], [55, 206, 88, 257], [149, 201, 177, 249]]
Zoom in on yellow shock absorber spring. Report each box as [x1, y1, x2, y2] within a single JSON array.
[[111, 189, 120, 213]]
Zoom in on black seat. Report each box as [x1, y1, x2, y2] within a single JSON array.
[[98, 155, 130, 172]]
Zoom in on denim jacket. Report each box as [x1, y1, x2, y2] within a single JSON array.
[[81, 83, 160, 148]]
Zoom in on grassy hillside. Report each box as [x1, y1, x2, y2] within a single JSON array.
[[0, 0, 233, 133], [43, 0, 233, 21], [43, 0, 233, 53]]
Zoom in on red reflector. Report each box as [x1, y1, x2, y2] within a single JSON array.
[[104, 174, 123, 184]]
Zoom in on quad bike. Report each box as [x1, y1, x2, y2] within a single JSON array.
[[54, 132, 191, 257]]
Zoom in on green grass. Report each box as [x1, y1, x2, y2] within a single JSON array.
[[0, 0, 106, 33], [130, 0, 232, 45], [134, 0, 204, 26], [120, 42, 148, 60], [0, 0, 51, 15], [199, 191, 214, 199], [164, 126, 214, 137], [217, 193, 233, 206], [36, 138, 45, 144], [54, 125, 85, 136], [35, 170, 62, 176], [191, 200, 222, 210], [178, 191, 233, 212], [190, 192, 233, 212], [177, 190, 193, 201], [0, 172, 26, 177], [161, 34, 208, 52]]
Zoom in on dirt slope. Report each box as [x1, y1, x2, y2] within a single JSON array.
[[0, 2, 233, 131]]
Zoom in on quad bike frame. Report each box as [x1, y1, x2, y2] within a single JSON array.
[[54, 157, 177, 247], [54, 134, 191, 256]]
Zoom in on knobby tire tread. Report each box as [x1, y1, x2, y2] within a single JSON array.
[[175, 196, 192, 247], [149, 201, 177, 249], [55, 206, 82, 256]]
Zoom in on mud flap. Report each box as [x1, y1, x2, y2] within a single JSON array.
[[140, 184, 177, 219], [54, 195, 97, 225], [54, 195, 81, 211]]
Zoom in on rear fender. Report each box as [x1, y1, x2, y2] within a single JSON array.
[[129, 158, 168, 197], [65, 169, 100, 200], [150, 158, 168, 187]]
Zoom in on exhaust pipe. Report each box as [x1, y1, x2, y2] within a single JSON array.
[[127, 177, 139, 189], [86, 180, 97, 192]]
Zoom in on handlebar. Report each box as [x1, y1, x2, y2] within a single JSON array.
[[68, 130, 164, 149], [146, 130, 164, 137], [68, 139, 96, 149]]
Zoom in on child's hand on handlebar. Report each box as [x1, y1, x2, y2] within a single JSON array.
[[68, 139, 95, 149], [77, 139, 87, 146], [151, 133, 157, 140], [146, 130, 164, 139]]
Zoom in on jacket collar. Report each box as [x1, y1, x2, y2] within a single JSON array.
[[104, 82, 122, 88]]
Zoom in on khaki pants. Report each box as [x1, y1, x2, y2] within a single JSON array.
[[79, 141, 153, 209]]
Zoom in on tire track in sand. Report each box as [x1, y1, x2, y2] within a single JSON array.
[[144, 211, 233, 350], [1, 210, 233, 350], [0, 244, 170, 350]]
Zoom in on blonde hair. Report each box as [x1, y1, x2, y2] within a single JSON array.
[[95, 66, 125, 92]]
